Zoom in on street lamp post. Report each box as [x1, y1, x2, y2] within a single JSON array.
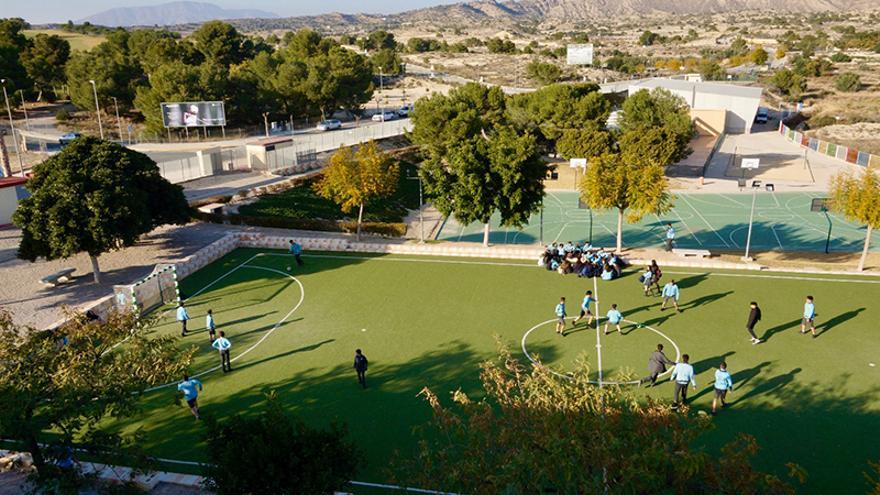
[[88, 80, 104, 139], [1, 79, 25, 176], [18, 90, 29, 131], [111, 97, 123, 142]]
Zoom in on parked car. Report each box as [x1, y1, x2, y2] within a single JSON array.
[[755, 107, 769, 124], [58, 132, 82, 147], [372, 111, 398, 122], [396, 104, 414, 117], [316, 119, 342, 131]]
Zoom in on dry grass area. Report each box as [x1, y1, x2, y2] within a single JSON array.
[[22, 29, 105, 51]]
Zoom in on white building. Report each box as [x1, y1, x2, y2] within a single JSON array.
[[0, 176, 28, 227], [626, 78, 763, 134]]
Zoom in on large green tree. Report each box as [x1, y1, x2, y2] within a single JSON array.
[[507, 83, 610, 151], [556, 121, 613, 160], [399, 343, 799, 494], [302, 45, 373, 119], [191, 21, 252, 67], [0, 309, 193, 491], [21, 33, 70, 96], [619, 88, 694, 164], [203, 393, 362, 494], [14, 137, 191, 283], [0, 18, 31, 92], [65, 40, 143, 111]]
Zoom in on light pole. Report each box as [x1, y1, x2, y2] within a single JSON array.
[[406, 170, 425, 243], [18, 90, 29, 130], [111, 97, 123, 142], [88, 79, 104, 139], [1, 79, 25, 176]]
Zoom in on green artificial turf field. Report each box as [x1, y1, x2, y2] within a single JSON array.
[[112, 248, 880, 494]]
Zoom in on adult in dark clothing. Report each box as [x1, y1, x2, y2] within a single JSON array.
[[354, 349, 368, 389], [640, 344, 676, 387], [649, 260, 663, 295], [746, 301, 762, 344]]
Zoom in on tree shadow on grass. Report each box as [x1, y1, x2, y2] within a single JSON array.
[[816, 308, 865, 338], [681, 291, 734, 311], [232, 339, 336, 372], [675, 273, 709, 289]]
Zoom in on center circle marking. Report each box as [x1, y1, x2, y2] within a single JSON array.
[[521, 317, 681, 385]]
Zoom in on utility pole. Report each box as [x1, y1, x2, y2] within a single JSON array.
[[1, 79, 25, 176], [88, 80, 104, 139], [111, 97, 123, 142], [18, 90, 29, 130]]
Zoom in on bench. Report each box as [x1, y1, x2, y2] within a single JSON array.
[[40, 267, 76, 287], [672, 248, 712, 259]]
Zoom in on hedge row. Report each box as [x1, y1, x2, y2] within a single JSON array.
[[194, 211, 407, 238]]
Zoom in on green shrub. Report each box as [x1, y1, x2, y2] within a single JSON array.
[[834, 72, 861, 92], [830, 52, 852, 62], [55, 109, 70, 122]]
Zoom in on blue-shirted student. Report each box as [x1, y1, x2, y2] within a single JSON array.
[[604, 304, 623, 335], [176, 302, 190, 337], [665, 223, 675, 252], [288, 240, 304, 266], [555, 297, 567, 336], [670, 354, 696, 407], [801, 295, 817, 338], [573, 290, 597, 326], [712, 362, 734, 415], [177, 374, 203, 420], [206, 309, 216, 342], [660, 280, 681, 312]]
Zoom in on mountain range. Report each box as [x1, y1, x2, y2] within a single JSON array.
[[80, 1, 277, 27]]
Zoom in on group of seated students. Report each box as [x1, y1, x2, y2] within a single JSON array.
[[538, 241, 626, 280]]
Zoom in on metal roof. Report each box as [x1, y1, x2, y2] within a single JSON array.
[[629, 78, 763, 99]]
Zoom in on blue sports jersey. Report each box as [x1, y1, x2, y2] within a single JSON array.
[[581, 296, 594, 311], [178, 379, 202, 400], [555, 303, 566, 317], [607, 309, 622, 323]]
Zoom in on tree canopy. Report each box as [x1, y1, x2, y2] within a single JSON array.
[[619, 88, 694, 164], [20, 33, 70, 94], [830, 169, 880, 271], [203, 392, 362, 495], [0, 309, 193, 491], [398, 342, 799, 494], [14, 137, 191, 283], [410, 83, 547, 246], [314, 141, 399, 240], [506, 83, 610, 151]]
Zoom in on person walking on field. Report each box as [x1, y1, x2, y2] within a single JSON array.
[[354, 349, 369, 389], [289, 240, 304, 267], [801, 295, 817, 338], [641, 343, 676, 387], [573, 290, 597, 326], [660, 280, 681, 312], [649, 260, 663, 295], [711, 362, 734, 415], [745, 302, 762, 344], [206, 309, 217, 342], [555, 297, 567, 336], [670, 354, 696, 408], [212, 331, 232, 372], [665, 223, 675, 252], [177, 374, 203, 420], [640, 266, 654, 296], [176, 302, 190, 337]]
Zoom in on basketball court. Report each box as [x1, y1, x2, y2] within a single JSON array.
[[436, 191, 879, 253]]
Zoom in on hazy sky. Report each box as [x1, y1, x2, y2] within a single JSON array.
[[5, 0, 463, 24]]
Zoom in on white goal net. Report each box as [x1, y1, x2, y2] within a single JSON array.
[[114, 264, 180, 315]]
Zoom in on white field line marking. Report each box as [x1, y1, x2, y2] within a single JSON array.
[[716, 194, 749, 208], [285, 253, 880, 283], [670, 210, 703, 247], [143, 264, 305, 393], [553, 221, 570, 243], [123, 456, 461, 494], [770, 224, 785, 251], [770, 191, 780, 208], [520, 316, 680, 386], [678, 194, 731, 248]]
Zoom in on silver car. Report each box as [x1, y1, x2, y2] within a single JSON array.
[[317, 119, 342, 131]]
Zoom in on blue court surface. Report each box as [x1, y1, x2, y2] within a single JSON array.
[[436, 191, 880, 252]]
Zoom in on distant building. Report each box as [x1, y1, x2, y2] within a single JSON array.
[[626, 78, 763, 134], [0, 176, 28, 227]]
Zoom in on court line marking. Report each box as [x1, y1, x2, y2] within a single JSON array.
[[770, 224, 785, 251], [677, 194, 731, 248], [593, 276, 603, 387], [670, 209, 703, 247], [520, 316, 681, 386], [144, 260, 305, 392], [287, 253, 880, 283]]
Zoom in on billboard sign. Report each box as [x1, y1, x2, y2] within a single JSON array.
[[566, 44, 594, 65], [569, 158, 587, 168], [741, 158, 760, 169], [161, 101, 226, 128]]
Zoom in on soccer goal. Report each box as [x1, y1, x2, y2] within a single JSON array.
[[114, 264, 180, 315]]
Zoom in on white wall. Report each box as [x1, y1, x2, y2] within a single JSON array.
[[628, 82, 761, 134], [0, 187, 19, 226]]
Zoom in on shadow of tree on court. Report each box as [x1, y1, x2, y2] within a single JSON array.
[[759, 318, 801, 342], [232, 339, 336, 372], [817, 308, 865, 337], [691, 352, 736, 375], [730, 360, 773, 391]]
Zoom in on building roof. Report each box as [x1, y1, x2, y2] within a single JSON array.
[[0, 176, 28, 189], [629, 78, 763, 99]]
